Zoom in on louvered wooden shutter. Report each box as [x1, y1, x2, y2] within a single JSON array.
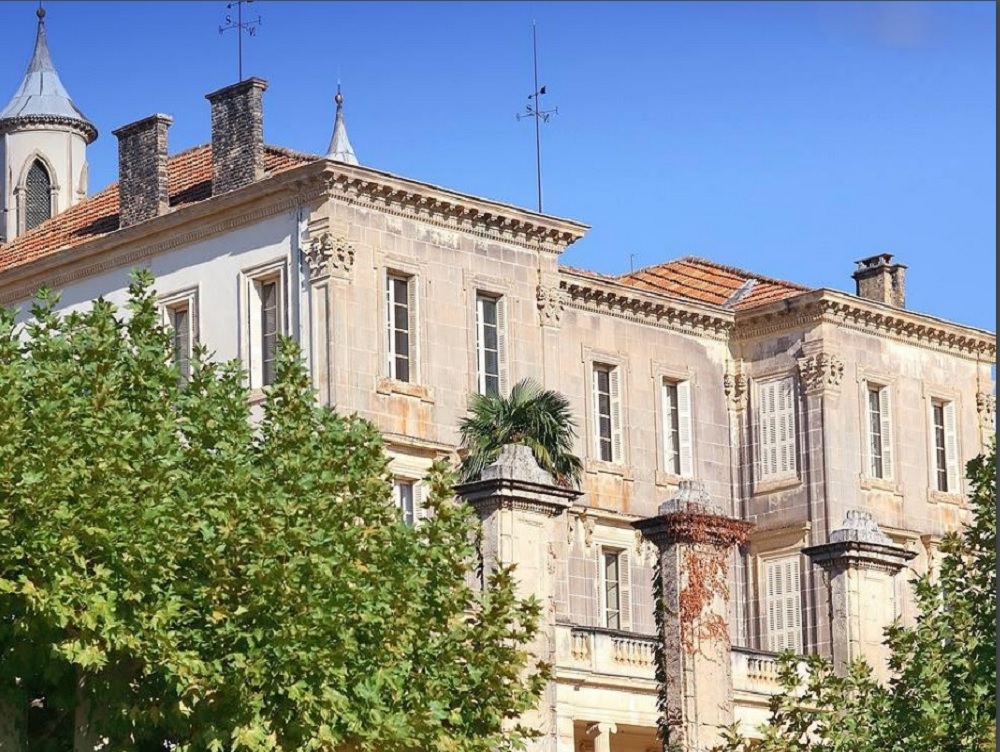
[[496, 296, 508, 394], [944, 402, 960, 493], [879, 386, 894, 479], [677, 380, 693, 477], [777, 379, 796, 475], [414, 481, 428, 523], [618, 550, 632, 631], [766, 556, 802, 653], [610, 368, 623, 463], [407, 277, 418, 381], [757, 381, 777, 479]]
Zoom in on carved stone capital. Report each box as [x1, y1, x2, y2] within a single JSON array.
[[724, 372, 748, 411], [976, 391, 996, 422], [536, 283, 564, 327], [797, 351, 844, 395], [303, 231, 355, 280]]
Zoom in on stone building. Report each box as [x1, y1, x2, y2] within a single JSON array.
[[0, 9, 995, 752]]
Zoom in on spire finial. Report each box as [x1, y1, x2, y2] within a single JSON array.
[[326, 81, 358, 165], [335, 82, 344, 108], [37, 2, 45, 21]]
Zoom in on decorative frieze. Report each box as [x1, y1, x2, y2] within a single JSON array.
[[537, 283, 565, 327], [303, 231, 355, 280], [796, 351, 845, 395]]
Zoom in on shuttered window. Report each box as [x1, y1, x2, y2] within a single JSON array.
[[933, 400, 960, 493], [387, 273, 416, 382], [601, 547, 631, 631], [756, 377, 797, 481], [764, 556, 802, 653], [170, 304, 192, 385], [476, 294, 506, 396], [260, 279, 279, 386], [663, 379, 693, 476], [593, 364, 623, 463], [246, 269, 285, 390], [25, 160, 52, 230], [393, 479, 427, 527], [866, 384, 894, 480]]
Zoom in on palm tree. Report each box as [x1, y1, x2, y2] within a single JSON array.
[[458, 378, 584, 487]]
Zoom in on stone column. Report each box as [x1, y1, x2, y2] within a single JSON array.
[[586, 722, 617, 752], [803, 511, 915, 681], [633, 481, 753, 752], [454, 444, 582, 752]]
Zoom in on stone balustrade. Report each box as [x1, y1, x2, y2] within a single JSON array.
[[559, 625, 658, 680]]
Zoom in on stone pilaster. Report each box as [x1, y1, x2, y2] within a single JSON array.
[[454, 444, 582, 752], [633, 481, 753, 752], [803, 511, 915, 680]]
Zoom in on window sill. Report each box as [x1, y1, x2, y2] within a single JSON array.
[[752, 475, 801, 496], [586, 458, 630, 479], [655, 470, 693, 488], [928, 489, 965, 506], [859, 475, 901, 494], [376, 377, 435, 403]]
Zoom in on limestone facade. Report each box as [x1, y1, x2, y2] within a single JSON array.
[[0, 57, 995, 752]]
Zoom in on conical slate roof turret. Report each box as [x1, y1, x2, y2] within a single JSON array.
[[325, 85, 358, 165], [0, 6, 97, 143]]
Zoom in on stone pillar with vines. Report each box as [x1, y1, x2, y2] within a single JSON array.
[[634, 480, 753, 752]]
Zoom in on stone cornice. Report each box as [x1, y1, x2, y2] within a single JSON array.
[[0, 164, 328, 307], [559, 269, 734, 341], [0, 113, 98, 144], [319, 163, 588, 254], [735, 289, 996, 363]]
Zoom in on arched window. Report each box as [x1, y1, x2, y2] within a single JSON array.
[[25, 160, 53, 230]]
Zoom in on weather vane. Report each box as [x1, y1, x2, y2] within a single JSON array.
[[516, 21, 558, 214], [219, 0, 263, 82]]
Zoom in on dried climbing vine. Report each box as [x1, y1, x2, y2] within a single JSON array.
[[650, 512, 752, 752]]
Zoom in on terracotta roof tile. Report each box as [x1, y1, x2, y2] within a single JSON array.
[[616, 256, 809, 310], [0, 144, 317, 275]]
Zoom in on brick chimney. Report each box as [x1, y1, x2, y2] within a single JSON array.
[[852, 253, 907, 308], [112, 114, 172, 228], [205, 78, 267, 195]]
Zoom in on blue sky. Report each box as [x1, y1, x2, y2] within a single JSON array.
[[1, 1, 995, 331]]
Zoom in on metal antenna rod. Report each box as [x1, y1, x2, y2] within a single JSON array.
[[219, 1, 263, 82], [532, 22, 543, 214], [516, 21, 558, 214]]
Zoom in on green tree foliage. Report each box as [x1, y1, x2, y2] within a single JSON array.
[[0, 272, 547, 752], [714, 440, 997, 752], [457, 378, 583, 487]]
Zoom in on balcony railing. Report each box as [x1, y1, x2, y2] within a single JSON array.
[[560, 625, 658, 680], [731, 647, 785, 695]]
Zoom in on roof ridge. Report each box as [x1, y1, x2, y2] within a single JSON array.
[[672, 255, 810, 291]]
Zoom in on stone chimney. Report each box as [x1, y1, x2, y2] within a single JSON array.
[[205, 78, 267, 195], [852, 253, 907, 308], [112, 114, 172, 228]]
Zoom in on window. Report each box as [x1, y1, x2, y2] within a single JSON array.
[[386, 273, 416, 382], [755, 377, 797, 482], [764, 556, 802, 653], [866, 384, 893, 480], [662, 379, 693, 476], [245, 266, 285, 390], [25, 160, 52, 231], [168, 303, 192, 384], [393, 480, 424, 527], [600, 547, 631, 631], [932, 400, 960, 494], [475, 293, 506, 396], [592, 364, 623, 463]]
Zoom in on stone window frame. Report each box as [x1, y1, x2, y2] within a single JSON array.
[[462, 269, 514, 399], [747, 523, 810, 654], [158, 285, 200, 385], [582, 346, 630, 476], [651, 360, 698, 487], [591, 526, 637, 633], [855, 366, 901, 494], [387, 450, 433, 527], [748, 369, 802, 495], [377, 256, 433, 401], [921, 382, 965, 505], [15, 151, 60, 236], [239, 257, 288, 399]]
